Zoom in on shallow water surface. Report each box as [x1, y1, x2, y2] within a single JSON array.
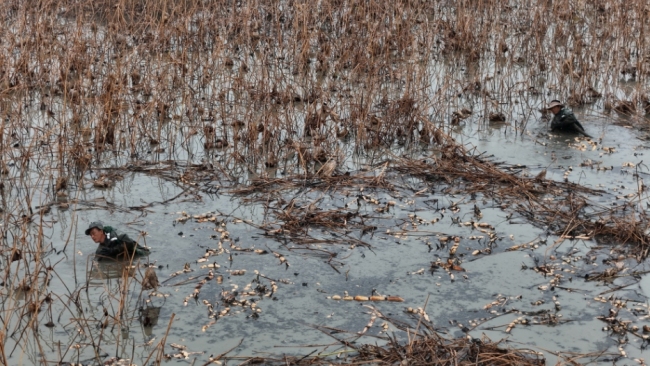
[[8, 106, 650, 365]]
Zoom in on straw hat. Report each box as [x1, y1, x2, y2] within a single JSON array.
[[546, 100, 564, 110]]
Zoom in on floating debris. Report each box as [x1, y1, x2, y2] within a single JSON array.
[[330, 293, 404, 302], [142, 268, 159, 291]]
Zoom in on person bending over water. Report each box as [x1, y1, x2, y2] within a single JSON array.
[[86, 221, 150, 261], [546, 100, 592, 138]]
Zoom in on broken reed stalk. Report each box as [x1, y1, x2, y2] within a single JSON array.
[[233, 135, 648, 251], [242, 323, 545, 365], [142, 312, 176, 365]]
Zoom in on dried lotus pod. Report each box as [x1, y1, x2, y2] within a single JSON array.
[[142, 267, 159, 290]]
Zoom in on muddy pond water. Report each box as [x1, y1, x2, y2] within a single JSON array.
[[3, 1, 650, 364], [8, 105, 650, 365]]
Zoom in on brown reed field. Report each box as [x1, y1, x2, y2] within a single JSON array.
[[1, 0, 649, 364]]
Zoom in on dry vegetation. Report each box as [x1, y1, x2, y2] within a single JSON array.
[[1, 0, 650, 364]]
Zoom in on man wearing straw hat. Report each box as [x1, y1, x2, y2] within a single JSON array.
[[546, 100, 592, 138], [86, 221, 150, 261]]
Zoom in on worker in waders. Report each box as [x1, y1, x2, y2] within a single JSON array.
[[86, 221, 150, 261], [547, 100, 592, 138]]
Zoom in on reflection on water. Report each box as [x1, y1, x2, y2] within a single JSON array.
[[88, 260, 136, 283], [139, 306, 161, 337], [87, 259, 167, 338]]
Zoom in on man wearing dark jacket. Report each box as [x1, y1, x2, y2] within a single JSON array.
[[86, 221, 150, 261], [547, 100, 592, 138]]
